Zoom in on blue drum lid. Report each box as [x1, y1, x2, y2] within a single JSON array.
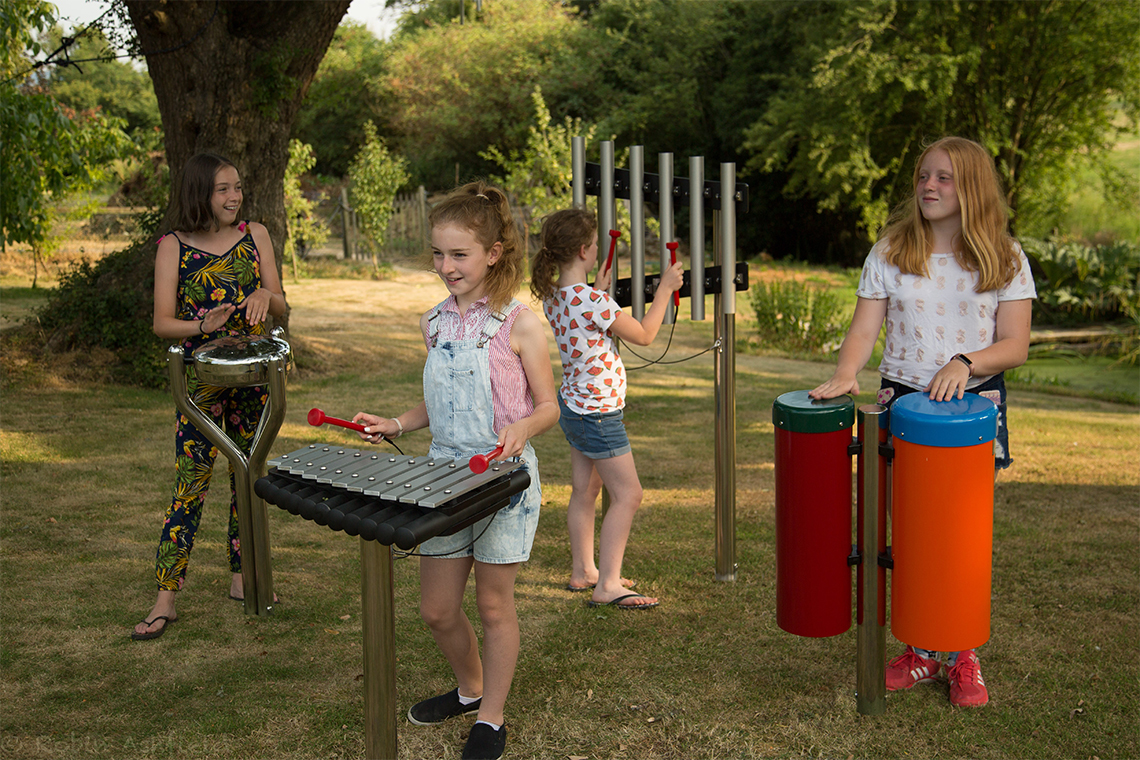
[[890, 392, 997, 448], [772, 390, 854, 434]]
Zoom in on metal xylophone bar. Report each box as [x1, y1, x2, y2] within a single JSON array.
[[255, 445, 530, 551], [255, 444, 531, 759]]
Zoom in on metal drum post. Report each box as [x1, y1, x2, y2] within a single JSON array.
[[713, 162, 737, 582], [167, 331, 291, 617], [361, 538, 397, 760], [856, 404, 887, 716]]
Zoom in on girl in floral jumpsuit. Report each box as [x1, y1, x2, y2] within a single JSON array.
[[132, 153, 285, 641]]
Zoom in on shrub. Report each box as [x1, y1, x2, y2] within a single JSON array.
[[748, 278, 847, 355], [1022, 238, 1139, 325]]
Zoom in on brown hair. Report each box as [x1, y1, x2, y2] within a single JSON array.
[[530, 208, 598, 302], [176, 153, 240, 233], [428, 181, 522, 314], [879, 136, 1019, 292]]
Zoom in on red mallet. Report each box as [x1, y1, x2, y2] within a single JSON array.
[[307, 407, 367, 434], [666, 241, 680, 308], [603, 229, 621, 277], [469, 446, 504, 474]]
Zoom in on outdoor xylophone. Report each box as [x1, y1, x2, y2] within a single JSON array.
[[255, 444, 530, 549], [253, 442, 531, 759]]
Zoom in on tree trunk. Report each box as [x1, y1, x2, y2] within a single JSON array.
[[125, 0, 351, 334]]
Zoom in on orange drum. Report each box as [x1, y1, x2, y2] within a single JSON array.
[[890, 393, 998, 652]]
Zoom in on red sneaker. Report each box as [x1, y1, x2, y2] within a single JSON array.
[[948, 650, 989, 707], [885, 646, 941, 691]]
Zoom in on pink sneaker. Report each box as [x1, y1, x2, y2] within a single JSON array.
[[947, 650, 989, 707], [885, 646, 941, 691]]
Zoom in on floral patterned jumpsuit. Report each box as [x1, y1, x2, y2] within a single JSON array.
[[153, 222, 268, 591]]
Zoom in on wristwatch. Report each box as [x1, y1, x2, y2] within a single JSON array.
[[952, 353, 973, 376]]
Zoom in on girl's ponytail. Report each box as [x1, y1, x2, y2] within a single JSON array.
[[530, 245, 561, 303], [531, 208, 598, 303]]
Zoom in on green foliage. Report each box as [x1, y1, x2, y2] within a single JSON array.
[[483, 87, 658, 247], [585, 0, 780, 160], [37, 239, 168, 387], [293, 21, 391, 177], [482, 87, 594, 225], [43, 24, 160, 136], [250, 39, 301, 119], [347, 121, 410, 255], [1, 0, 138, 253], [744, 0, 1140, 236], [748, 278, 847, 355], [385, 0, 599, 188], [283, 139, 329, 262], [1023, 238, 1140, 325]]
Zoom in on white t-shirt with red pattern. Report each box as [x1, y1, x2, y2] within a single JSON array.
[[543, 283, 626, 415], [857, 239, 1037, 390]]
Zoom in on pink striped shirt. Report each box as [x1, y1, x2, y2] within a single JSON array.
[[425, 296, 534, 434]]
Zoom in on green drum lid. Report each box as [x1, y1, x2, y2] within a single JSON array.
[[772, 390, 854, 434]]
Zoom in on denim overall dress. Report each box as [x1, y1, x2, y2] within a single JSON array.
[[418, 299, 541, 563]]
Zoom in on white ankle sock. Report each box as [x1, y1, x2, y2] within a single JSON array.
[[475, 719, 501, 731], [457, 692, 480, 706]]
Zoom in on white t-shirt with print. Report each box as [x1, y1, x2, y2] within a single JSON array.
[[857, 240, 1037, 390], [543, 283, 626, 414]]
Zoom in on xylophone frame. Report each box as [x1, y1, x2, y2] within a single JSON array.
[[256, 446, 530, 759]]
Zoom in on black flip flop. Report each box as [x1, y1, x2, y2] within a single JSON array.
[[586, 593, 658, 610], [130, 615, 177, 641]]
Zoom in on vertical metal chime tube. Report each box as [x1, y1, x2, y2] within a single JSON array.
[[714, 163, 737, 582], [658, 152, 674, 324], [856, 405, 888, 716], [600, 141, 617, 298], [630, 146, 646, 320], [572, 136, 586, 209], [361, 539, 398, 759], [689, 156, 705, 321]]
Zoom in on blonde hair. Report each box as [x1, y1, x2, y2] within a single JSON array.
[[530, 208, 598, 302], [879, 136, 1020, 292], [428, 181, 523, 314]]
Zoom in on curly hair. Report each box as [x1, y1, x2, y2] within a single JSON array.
[[530, 208, 598, 303], [429, 180, 523, 313]]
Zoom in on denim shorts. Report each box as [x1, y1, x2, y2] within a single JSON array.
[[417, 460, 541, 564], [877, 373, 1013, 470], [557, 395, 632, 460]]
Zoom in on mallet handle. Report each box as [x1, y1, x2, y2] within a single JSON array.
[[604, 229, 621, 277], [469, 446, 505, 474], [666, 241, 680, 307], [308, 408, 368, 433]]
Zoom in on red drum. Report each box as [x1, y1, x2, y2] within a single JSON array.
[[773, 391, 855, 637]]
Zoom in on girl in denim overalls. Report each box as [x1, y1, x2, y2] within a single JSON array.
[[810, 137, 1037, 708], [353, 182, 558, 760], [132, 153, 286, 641]]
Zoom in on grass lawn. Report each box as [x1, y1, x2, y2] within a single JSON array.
[[1, 269, 1137, 759]]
